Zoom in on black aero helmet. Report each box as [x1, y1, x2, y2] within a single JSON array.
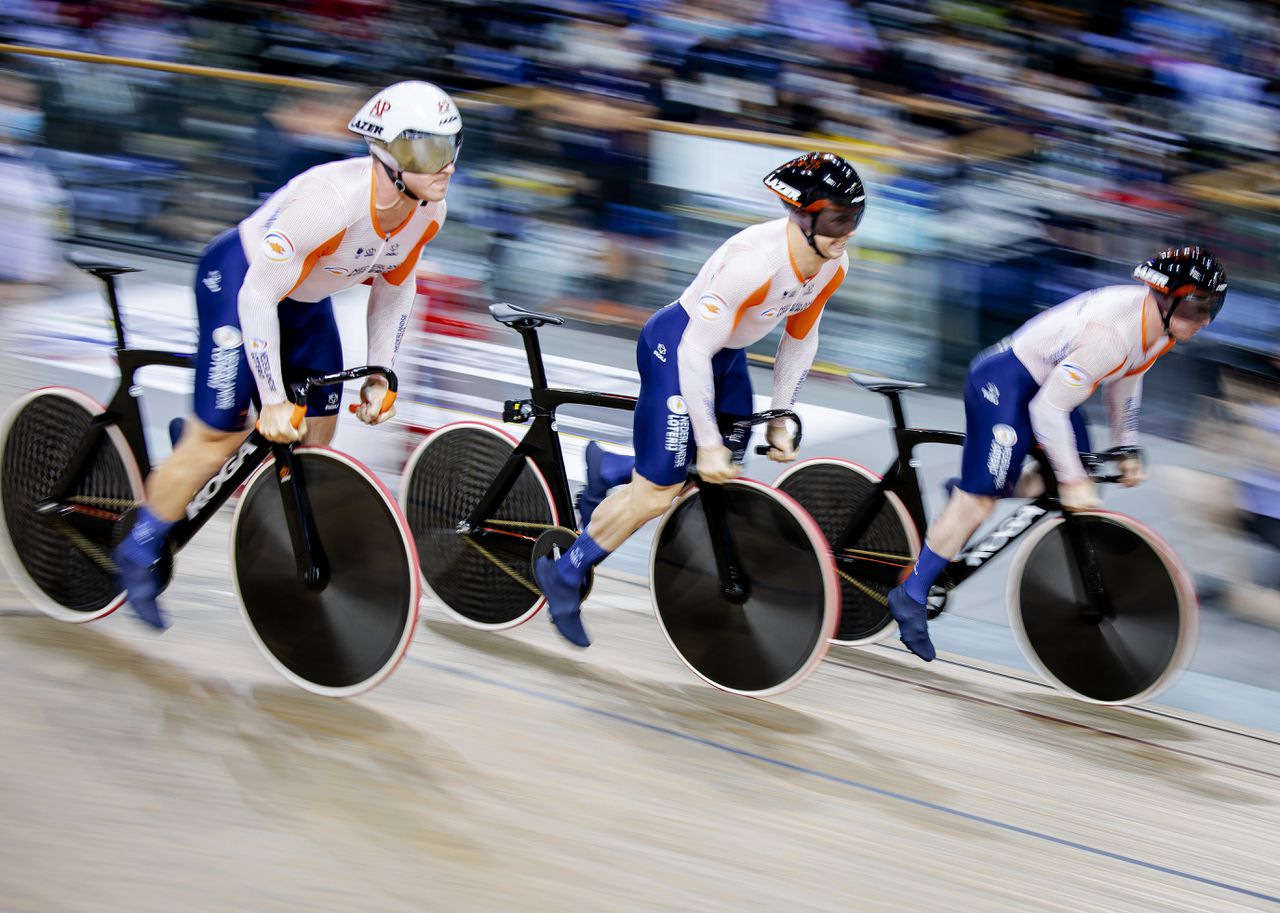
[[1132, 246, 1228, 330], [764, 152, 865, 256]]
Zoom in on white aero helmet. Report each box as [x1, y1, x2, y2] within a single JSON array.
[[348, 81, 462, 179]]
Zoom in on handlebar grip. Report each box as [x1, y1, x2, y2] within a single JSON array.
[[348, 389, 398, 416], [290, 404, 307, 429]]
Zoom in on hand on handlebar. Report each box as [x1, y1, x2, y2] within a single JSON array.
[[257, 401, 305, 443], [696, 444, 740, 484], [1060, 478, 1101, 512], [763, 423, 797, 463], [354, 376, 396, 426]]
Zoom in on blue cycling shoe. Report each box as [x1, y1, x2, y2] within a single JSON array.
[[113, 537, 168, 631], [888, 585, 935, 662], [534, 555, 591, 648], [575, 440, 610, 531]]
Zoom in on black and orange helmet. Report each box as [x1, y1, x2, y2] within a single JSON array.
[[1133, 246, 1228, 325]]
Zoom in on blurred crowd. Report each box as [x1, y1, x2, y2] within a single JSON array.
[[1, 1, 1279, 615]]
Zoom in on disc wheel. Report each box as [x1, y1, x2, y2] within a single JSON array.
[[775, 458, 919, 645], [1008, 511, 1197, 704], [233, 447, 419, 697], [651, 478, 838, 697], [401, 422, 558, 629], [0, 388, 143, 621]]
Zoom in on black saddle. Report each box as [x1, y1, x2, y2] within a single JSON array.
[[68, 251, 140, 279], [848, 370, 926, 395], [489, 302, 564, 329]]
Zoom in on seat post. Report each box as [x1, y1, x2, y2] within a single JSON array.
[[887, 391, 908, 431], [102, 274, 128, 353], [518, 325, 549, 393]]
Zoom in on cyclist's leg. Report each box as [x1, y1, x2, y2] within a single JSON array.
[[891, 347, 1037, 659], [537, 304, 691, 646], [115, 230, 255, 628], [280, 295, 342, 446]]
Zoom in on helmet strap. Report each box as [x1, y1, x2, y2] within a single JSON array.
[[1156, 293, 1179, 337], [376, 155, 422, 203], [797, 211, 834, 259]]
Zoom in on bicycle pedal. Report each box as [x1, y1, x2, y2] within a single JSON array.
[[532, 527, 595, 602]]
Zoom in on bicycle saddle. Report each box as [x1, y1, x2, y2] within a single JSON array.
[[67, 252, 141, 278], [489, 302, 564, 328], [848, 370, 926, 395]]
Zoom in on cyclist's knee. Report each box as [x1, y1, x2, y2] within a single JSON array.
[[626, 476, 684, 520], [304, 415, 337, 446]]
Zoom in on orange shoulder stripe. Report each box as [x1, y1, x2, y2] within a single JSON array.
[[730, 279, 772, 333], [382, 221, 441, 287], [285, 229, 346, 299], [786, 266, 845, 340]]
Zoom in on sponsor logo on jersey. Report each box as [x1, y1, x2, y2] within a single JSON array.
[[982, 382, 1000, 405], [667, 395, 688, 415], [262, 231, 295, 263], [760, 307, 780, 319], [664, 413, 690, 465], [992, 424, 1017, 447], [653, 342, 667, 363], [1059, 362, 1091, 387], [207, 326, 243, 411], [698, 293, 727, 321], [202, 270, 222, 294], [327, 392, 340, 407]]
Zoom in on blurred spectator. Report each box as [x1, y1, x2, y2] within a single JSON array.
[[0, 70, 68, 288], [250, 86, 368, 200]]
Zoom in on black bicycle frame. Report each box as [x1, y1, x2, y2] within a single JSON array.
[[830, 383, 1117, 616], [39, 262, 395, 593], [463, 320, 636, 530]]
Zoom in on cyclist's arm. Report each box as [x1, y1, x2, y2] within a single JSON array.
[[238, 178, 348, 405], [367, 207, 445, 369], [1103, 372, 1142, 449], [769, 259, 846, 424], [1028, 323, 1128, 483], [676, 255, 772, 448]]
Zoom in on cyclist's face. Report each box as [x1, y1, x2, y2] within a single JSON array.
[[810, 203, 862, 258], [1167, 292, 1223, 340], [400, 162, 455, 202]]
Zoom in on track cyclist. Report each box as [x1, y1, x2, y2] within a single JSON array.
[[114, 81, 462, 630], [535, 151, 864, 648], [887, 246, 1228, 661]]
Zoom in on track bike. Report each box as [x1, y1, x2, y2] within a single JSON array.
[[400, 302, 838, 696], [0, 255, 419, 696], [775, 371, 1197, 705]]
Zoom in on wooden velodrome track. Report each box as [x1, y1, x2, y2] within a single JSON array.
[[0, 506, 1276, 913]]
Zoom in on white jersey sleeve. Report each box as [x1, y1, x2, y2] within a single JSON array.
[[676, 244, 773, 448], [1027, 321, 1129, 483], [769, 257, 846, 420], [1103, 372, 1142, 449], [238, 173, 349, 405], [366, 200, 446, 370]]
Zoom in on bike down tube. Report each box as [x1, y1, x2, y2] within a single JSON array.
[[167, 432, 273, 551]]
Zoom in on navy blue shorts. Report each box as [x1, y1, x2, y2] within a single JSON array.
[[193, 229, 343, 431], [958, 345, 1091, 497], [633, 303, 753, 486]]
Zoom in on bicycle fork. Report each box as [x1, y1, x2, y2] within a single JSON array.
[[699, 481, 750, 604]]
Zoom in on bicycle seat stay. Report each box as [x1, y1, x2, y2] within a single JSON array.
[[489, 302, 563, 329]]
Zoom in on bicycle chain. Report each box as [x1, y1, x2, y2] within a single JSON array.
[[68, 495, 141, 510], [838, 568, 887, 607], [52, 518, 118, 576], [462, 535, 541, 596]]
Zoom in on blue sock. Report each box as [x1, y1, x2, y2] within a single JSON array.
[[554, 533, 610, 589], [904, 542, 948, 605], [599, 452, 634, 489], [121, 506, 175, 561]]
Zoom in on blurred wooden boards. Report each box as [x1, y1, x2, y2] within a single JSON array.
[[0, 513, 1277, 912]]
